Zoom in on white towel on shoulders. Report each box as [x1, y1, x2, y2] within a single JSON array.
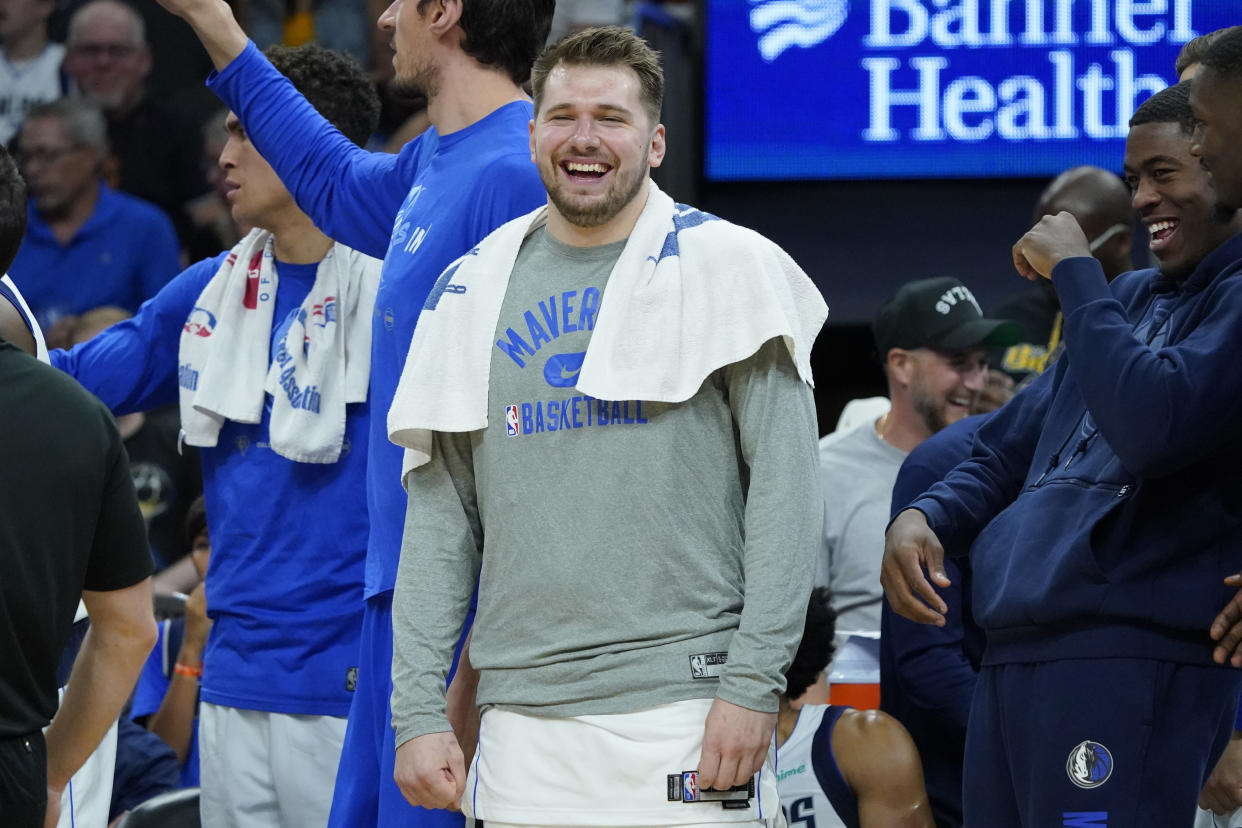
[[178, 228, 381, 463], [388, 179, 828, 480]]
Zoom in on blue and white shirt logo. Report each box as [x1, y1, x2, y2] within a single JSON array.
[[1066, 740, 1113, 790], [750, 0, 849, 62]]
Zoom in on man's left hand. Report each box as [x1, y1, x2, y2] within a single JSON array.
[[1012, 211, 1091, 281], [695, 698, 775, 791]]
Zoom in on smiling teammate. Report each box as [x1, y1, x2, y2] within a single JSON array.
[[384, 26, 826, 825], [150, 0, 554, 820], [882, 81, 1242, 827], [51, 44, 383, 828]]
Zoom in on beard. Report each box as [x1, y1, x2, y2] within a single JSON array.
[[391, 58, 439, 100], [539, 150, 649, 229]]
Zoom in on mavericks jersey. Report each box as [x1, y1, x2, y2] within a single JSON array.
[[772, 705, 859, 828]]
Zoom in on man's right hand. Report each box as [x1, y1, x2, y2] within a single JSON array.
[[881, 509, 951, 626], [152, 0, 247, 69], [182, 581, 212, 654], [394, 731, 465, 811]]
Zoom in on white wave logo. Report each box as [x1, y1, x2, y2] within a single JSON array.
[[749, 0, 849, 62]]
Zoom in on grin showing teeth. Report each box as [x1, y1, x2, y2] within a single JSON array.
[[1148, 219, 1178, 238], [565, 162, 608, 174]]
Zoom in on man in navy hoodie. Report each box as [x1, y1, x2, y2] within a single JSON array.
[[882, 80, 1242, 827]]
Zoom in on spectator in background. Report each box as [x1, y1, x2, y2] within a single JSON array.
[[774, 587, 933, 828], [131, 495, 210, 788], [0, 143, 158, 828], [63, 0, 209, 244], [0, 0, 67, 145], [818, 277, 1017, 703], [51, 42, 382, 828], [993, 165, 1134, 384], [8, 98, 179, 341], [69, 306, 203, 572]]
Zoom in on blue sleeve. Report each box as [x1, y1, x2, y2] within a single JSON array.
[[207, 42, 413, 258], [138, 208, 183, 305], [909, 368, 1056, 553], [51, 254, 223, 414], [130, 621, 171, 720], [1052, 256, 1242, 478]]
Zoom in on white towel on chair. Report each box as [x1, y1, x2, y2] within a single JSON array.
[[179, 228, 381, 463], [388, 179, 828, 480]]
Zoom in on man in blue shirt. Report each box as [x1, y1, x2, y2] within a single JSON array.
[[53, 44, 383, 828], [151, 0, 553, 823], [884, 82, 1242, 826], [10, 97, 179, 339]]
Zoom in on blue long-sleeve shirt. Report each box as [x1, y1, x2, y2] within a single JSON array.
[[52, 254, 370, 716], [913, 234, 1242, 667], [207, 42, 548, 597]]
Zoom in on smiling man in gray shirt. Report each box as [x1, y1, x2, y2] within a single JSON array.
[[386, 26, 825, 826]]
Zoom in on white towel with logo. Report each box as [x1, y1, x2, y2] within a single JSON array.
[[179, 228, 381, 463], [388, 179, 828, 480]]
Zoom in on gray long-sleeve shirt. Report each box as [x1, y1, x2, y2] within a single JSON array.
[[391, 229, 821, 746]]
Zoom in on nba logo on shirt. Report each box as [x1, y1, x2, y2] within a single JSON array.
[[505, 405, 520, 436]]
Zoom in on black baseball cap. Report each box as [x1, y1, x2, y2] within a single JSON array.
[[873, 277, 1022, 357]]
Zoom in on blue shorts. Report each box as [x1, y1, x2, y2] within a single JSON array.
[[327, 591, 471, 828], [964, 658, 1242, 828]]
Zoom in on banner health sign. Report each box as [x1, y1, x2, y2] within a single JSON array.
[[705, 0, 1237, 180]]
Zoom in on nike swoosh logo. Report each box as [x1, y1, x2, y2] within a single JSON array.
[[543, 352, 587, 388]]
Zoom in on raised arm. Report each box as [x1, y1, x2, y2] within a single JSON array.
[[697, 338, 821, 791], [1016, 212, 1242, 478]]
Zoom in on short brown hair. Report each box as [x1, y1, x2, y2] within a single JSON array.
[[531, 26, 664, 128], [1175, 26, 1239, 77]]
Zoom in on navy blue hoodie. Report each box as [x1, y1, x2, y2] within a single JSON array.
[[913, 232, 1242, 667]]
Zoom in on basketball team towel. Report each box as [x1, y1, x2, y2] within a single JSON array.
[[388, 179, 828, 480], [179, 228, 381, 463]]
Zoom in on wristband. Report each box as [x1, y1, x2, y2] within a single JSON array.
[[174, 662, 203, 678]]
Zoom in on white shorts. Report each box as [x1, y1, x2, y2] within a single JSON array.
[[463, 698, 782, 826], [198, 702, 347, 828]]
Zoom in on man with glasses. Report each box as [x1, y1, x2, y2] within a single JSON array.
[[0, 0, 67, 145], [7, 98, 179, 340], [63, 0, 208, 246]]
